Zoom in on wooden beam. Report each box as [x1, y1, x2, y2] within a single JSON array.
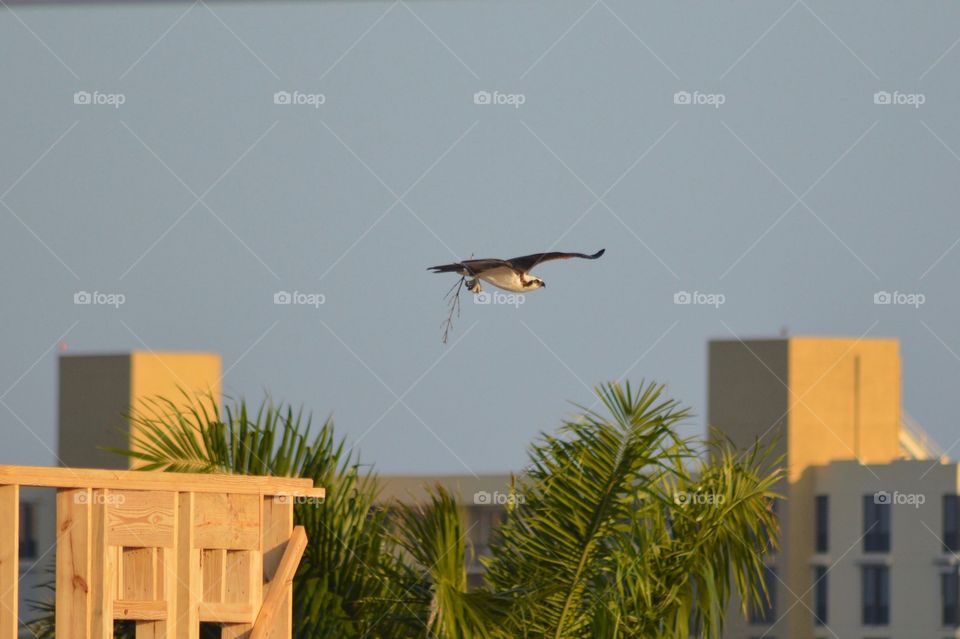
[[249, 526, 307, 639], [0, 485, 18, 639], [0, 465, 322, 497], [89, 490, 116, 639], [56, 488, 92, 639], [198, 602, 256, 624], [176, 493, 200, 639], [114, 599, 167, 621]]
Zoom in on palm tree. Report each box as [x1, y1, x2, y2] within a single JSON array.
[[397, 382, 781, 639], [30, 381, 780, 638]]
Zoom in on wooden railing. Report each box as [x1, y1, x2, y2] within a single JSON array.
[[0, 465, 324, 639]]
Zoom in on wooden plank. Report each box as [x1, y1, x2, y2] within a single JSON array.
[[114, 599, 167, 620], [201, 549, 226, 603], [89, 490, 116, 639], [56, 488, 92, 639], [0, 485, 18, 639], [221, 549, 262, 639], [198, 601, 256, 623], [0, 465, 319, 496], [251, 496, 295, 639], [249, 526, 307, 639], [176, 493, 200, 639], [108, 491, 176, 548], [122, 547, 157, 601], [194, 493, 260, 551]]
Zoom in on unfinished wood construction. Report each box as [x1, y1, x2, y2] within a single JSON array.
[[0, 465, 322, 639]]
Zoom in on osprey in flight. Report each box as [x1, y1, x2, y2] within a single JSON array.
[[428, 249, 605, 293]]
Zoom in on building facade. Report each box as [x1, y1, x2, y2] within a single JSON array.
[[711, 337, 956, 639]]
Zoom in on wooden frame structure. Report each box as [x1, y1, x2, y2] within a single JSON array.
[[0, 465, 323, 639]]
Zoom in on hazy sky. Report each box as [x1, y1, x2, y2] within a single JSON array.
[[2, 1, 960, 474]]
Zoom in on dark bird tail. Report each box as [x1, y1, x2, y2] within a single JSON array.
[[427, 262, 463, 273]]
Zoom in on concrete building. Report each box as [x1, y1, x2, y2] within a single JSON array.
[[711, 337, 954, 639]]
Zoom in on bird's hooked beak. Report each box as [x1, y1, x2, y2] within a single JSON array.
[[540, 280, 546, 288]]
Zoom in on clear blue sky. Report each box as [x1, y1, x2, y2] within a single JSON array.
[[2, 1, 960, 474]]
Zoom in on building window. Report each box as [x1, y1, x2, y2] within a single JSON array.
[[943, 570, 960, 627], [813, 565, 827, 625], [862, 564, 889, 626], [863, 495, 891, 552], [749, 565, 776, 624], [19, 502, 36, 560], [814, 495, 828, 553], [944, 495, 960, 552]]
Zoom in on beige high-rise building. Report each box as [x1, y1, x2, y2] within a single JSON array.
[[712, 337, 955, 639]]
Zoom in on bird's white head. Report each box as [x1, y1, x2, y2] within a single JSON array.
[[529, 277, 545, 289]]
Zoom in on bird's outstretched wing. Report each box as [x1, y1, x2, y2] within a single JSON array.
[[506, 249, 605, 273], [428, 259, 511, 275]]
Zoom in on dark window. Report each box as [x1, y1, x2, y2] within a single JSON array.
[[943, 570, 960, 627], [862, 564, 889, 625], [814, 495, 828, 553], [864, 495, 891, 552], [19, 502, 36, 560], [749, 565, 776, 624], [945, 495, 960, 552], [813, 565, 828, 625]]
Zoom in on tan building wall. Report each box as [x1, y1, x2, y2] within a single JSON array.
[[710, 337, 904, 639], [58, 352, 221, 469], [806, 460, 958, 638]]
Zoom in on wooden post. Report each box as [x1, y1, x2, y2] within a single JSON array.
[[258, 496, 294, 639], [56, 488, 92, 639], [0, 485, 18, 639], [177, 493, 199, 639], [89, 490, 115, 639]]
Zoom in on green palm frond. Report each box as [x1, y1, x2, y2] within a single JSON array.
[[390, 486, 508, 639], [484, 381, 688, 638], [484, 381, 782, 639]]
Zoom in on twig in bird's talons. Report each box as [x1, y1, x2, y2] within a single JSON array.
[[440, 275, 466, 344]]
